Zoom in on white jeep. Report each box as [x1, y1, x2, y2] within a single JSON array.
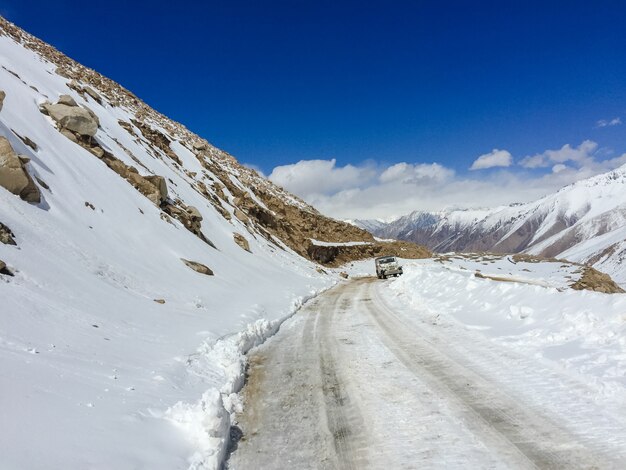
[[375, 255, 403, 279]]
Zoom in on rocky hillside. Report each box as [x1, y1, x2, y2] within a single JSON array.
[[0, 16, 428, 271], [356, 166, 626, 285]]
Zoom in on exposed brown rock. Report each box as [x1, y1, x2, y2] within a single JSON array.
[[130, 119, 182, 165], [153, 298, 166, 304], [570, 267, 625, 294], [57, 94, 77, 106], [192, 140, 208, 151], [41, 100, 99, 136], [0, 259, 13, 276], [233, 232, 250, 252], [144, 175, 168, 202], [181, 258, 214, 276], [339, 271, 349, 279], [0, 137, 40, 203], [234, 208, 249, 225], [305, 240, 430, 267], [83, 86, 101, 104], [0, 90, 5, 111], [186, 205, 202, 220], [13, 131, 38, 151], [0, 222, 16, 245]]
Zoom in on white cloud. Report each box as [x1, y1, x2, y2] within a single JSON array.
[[379, 162, 454, 184], [268, 158, 375, 198], [596, 117, 622, 128], [520, 140, 598, 168], [469, 149, 513, 170], [267, 144, 626, 220]]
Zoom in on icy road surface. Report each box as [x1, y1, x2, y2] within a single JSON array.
[[228, 278, 626, 469]]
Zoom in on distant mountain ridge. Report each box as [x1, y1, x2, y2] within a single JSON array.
[[355, 165, 626, 285]]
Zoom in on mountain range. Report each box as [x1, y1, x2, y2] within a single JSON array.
[[355, 166, 626, 285]]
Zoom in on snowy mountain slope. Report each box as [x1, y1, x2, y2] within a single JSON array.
[[358, 167, 626, 285], [0, 17, 428, 469]]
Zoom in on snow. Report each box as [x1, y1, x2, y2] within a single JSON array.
[[0, 32, 336, 469], [309, 238, 372, 246], [386, 259, 626, 404], [230, 274, 626, 468]]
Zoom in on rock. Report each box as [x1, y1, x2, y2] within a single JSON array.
[[233, 232, 250, 252], [60, 128, 79, 143], [181, 258, 214, 276], [153, 299, 166, 304], [186, 205, 202, 220], [14, 132, 38, 151], [339, 271, 349, 279], [0, 259, 12, 276], [127, 173, 161, 205], [0, 137, 41, 203], [0, 90, 5, 111], [234, 208, 249, 225], [316, 267, 327, 275], [0, 222, 16, 245], [19, 174, 41, 203], [307, 244, 339, 264], [83, 86, 101, 103], [192, 140, 208, 151], [57, 94, 78, 107], [41, 101, 99, 136], [87, 145, 105, 158], [144, 175, 168, 203]]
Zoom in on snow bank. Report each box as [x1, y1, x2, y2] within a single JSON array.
[[309, 238, 372, 247], [164, 288, 331, 469], [386, 260, 626, 404]]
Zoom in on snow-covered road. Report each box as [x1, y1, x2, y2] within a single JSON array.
[[228, 277, 626, 469]]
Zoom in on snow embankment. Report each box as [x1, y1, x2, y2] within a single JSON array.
[[309, 238, 372, 247], [386, 260, 626, 403], [164, 288, 332, 469]]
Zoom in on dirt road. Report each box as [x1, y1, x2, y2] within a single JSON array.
[[227, 278, 626, 469]]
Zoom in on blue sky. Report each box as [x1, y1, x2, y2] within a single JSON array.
[[4, 1, 626, 218]]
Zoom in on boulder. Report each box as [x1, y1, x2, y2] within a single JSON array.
[[0, 90, 5, 111], [233, 232, 250, 252], [127, 173, 162, 205], [234, 208, 249, 225], [181, 258, 214, 276], [0, 222, 16, 245], [0, 137, 40, 203], [144, 175, 168, 203], [0, 259, 10, 276], [192, 140, 208, 151], [83, 86, 101, 103], [88, 145, 105, 158], [57, 94, 78, 107], [186, 205, 202, 220], [41, 101, 99, 136], [60, 128, 79, 143]]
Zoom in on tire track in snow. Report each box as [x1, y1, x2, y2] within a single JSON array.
[[228, 283, 368, 469], [229, 278, 625, 469], [366, 278, 625, 469]]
